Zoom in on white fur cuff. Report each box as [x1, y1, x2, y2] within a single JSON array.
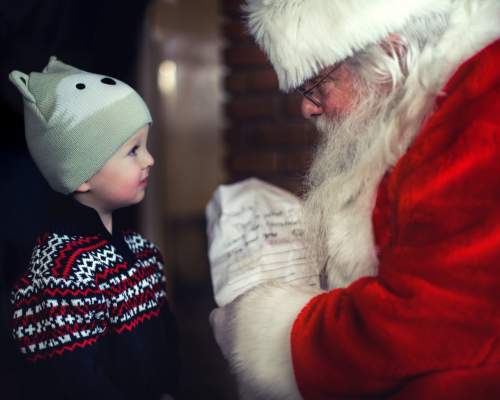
[[229, 283, 323, 399]]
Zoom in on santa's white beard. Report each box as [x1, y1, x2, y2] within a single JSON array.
[[303, 81, 402, 288], [309, 90, 384, 184]]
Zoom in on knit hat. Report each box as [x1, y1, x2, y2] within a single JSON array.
[[243, 0, 452, 91], [9, 56, 152, 194]]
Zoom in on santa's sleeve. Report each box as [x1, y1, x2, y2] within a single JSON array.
[[11, 241, 130, 400]]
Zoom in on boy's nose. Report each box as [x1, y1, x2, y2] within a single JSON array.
[[143, 150, 154, 168], [301, 97, 323, 119]]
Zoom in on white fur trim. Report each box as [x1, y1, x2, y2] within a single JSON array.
[[229, 283, 322, 399], [244, 0, 452, 90]]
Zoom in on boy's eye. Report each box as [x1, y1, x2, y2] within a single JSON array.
[[128, 145, 139, 156]]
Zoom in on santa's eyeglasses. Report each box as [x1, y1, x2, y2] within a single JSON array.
[[296, 64, 341, 107]]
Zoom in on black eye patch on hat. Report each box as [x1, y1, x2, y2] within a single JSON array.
[[101, 77, 116, 85]]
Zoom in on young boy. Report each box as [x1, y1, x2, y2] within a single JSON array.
[[9, 57, 178, 400]]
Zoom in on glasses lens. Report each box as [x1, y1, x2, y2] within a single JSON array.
[[297, 85, 321, 107], [297, 70, 332, 106]]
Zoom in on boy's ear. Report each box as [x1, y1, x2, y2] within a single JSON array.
[[75, 181, 91, 193]]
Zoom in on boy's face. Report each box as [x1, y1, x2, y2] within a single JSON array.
[[79, 125, 154, 212]]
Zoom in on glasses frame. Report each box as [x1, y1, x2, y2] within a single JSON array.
[[296, 64, 341, 107]]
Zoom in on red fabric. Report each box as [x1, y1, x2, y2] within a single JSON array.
[[291, 39, 500, 399]]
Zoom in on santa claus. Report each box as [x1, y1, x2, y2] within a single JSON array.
[[210, 0, 500, 398]]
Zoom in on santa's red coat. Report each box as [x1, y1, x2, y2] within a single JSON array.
[[291, 39, 500, 399]]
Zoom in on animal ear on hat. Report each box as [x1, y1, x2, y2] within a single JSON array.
[[9, 71, 36, 103], [43, 56, 81, 74]]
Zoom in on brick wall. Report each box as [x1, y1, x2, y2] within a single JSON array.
[[220, 0, 318, 196]]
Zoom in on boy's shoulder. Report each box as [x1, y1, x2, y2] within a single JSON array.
[[13, 230, 165, 299], [28, 230, 162, 274], [32, 230, 114, 269], [15, 231, 114, 291], [11, 231, 112, 309], [121, 230, 162, 256]]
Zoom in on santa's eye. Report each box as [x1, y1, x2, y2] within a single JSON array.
[[76, 83, 86, 89]]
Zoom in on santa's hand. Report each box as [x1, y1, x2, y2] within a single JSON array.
[[209, 301, 236, 362]]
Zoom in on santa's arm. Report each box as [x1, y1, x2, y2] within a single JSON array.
[[212, 231, 500, 400]]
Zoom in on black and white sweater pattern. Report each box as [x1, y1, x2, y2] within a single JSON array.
[[12, 230, 167, 361]]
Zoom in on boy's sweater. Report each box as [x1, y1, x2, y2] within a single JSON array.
[[11, 194, 178, 399]]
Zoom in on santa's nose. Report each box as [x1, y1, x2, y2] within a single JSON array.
[[301, 97, 323, 119]]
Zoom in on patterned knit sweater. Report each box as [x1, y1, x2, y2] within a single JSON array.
[[11, 194, 178, 399]]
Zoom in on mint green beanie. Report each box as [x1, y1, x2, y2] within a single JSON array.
[[9, 56, 152, 194]]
